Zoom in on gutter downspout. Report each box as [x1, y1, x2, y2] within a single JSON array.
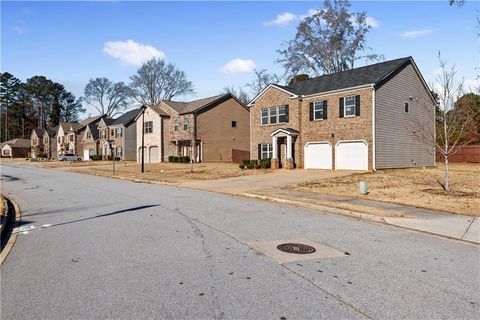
[[371, 85, 376, 171]]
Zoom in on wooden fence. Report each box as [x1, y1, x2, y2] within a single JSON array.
[[232, 149, 250, 163], [436, 146, 480, 163]]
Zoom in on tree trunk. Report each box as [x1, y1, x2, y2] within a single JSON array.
[[444, 157, 449, 192]]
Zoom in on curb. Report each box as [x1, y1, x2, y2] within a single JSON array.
[[0, 196, 8, 237], [241, 193, 479, 245], [0, 195, 22, 266], [241, 193, 386, 224]]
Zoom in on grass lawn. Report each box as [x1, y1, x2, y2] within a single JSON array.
[[293, 163, 480, 216], [17, 160, 270, 183]]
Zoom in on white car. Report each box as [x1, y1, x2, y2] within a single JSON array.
[[58, 153, 83, 161]]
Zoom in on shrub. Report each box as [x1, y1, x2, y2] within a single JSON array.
[[37, 153, 47, 159], [239, 163, 245, 169], [106, 156, 120, 161], [90, 154, 102, 161], [254, 163, 261, 169], [260, 158, 271, 169], [168, 155, 175, 162], [246, 162, 254, 169], [183, 156, 190, 163], [242, 160, 250, 166]]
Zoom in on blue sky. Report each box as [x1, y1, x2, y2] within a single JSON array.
[[2, 1, 479, 116]]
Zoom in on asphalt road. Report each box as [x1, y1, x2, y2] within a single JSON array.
[[1, 164, 479, 320]]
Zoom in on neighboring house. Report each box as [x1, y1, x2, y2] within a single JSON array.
[[247, 57, 436, 170], [81, 124, 100, 160], [1, 139, 31, 158], [97, 117, 116, 159], [108, 108, 142, 160], [43, 127, 57, 160], [56, 122, 82, 156], [135, 93, 250, 163], [76, 115, 106, 160], [30, 128, 46, 158]]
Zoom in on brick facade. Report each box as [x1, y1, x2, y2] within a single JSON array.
[[250, 86, 374, 170]]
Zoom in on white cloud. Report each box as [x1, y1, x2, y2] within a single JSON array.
[[12, 25, 26, 34], [400, 29, 433, 39], [220, 58, 256, 75], [366, 16, 379, 28], [103, 40, 165, 66], [263, 12, 297, 26]]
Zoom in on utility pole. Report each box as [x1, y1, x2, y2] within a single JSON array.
[[141, 105, 146, 173]]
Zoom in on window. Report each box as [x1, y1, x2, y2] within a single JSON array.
[[261, 106, 289, 125], [44, 137, 48, 144], [100, 130, 106, 139], [58, 137, 61, 143], [269, 107, 277, 124], [231, 121, 237, 128], [116, 146, 122, 157], [314, 101, 324, 120], [278, 105, 288, 123], [261, 108, 268, 126], [145, 121, 153, 133], [111, 129, 114, 136], [261, 144, 273, 159], [344, 96, 356, 117], [115, 128, 122, 138], [183, 118, 189, 130], [174, 120, 179, 131], [69, 135, 74, 142], [87, 132, 91, 139], [404, 102, 410, 113], [33, 138, 37, 145]]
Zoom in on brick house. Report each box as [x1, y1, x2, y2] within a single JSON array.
[[43, 128, 57, 160], [56, 122, 82, 156], [30, 128, 45, 158], [135, 93, 250, 163], [1, 139, 31, 158], [107, 108, 142, 160], [248, 57, 436, 170]]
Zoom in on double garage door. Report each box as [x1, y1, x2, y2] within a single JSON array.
[[304, 141, 368, 170]]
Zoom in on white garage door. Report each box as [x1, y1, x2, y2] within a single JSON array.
[[304, 142, 332, 169], [335, 141, 368, 170], [149, 146, 159, 163], [83, 149, 90, 161]]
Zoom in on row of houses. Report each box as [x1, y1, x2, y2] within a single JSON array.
[[28, 93, 250, 163], [5, 56, 437, 171]]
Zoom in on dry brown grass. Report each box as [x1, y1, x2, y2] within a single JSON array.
[[14, 160, 270, 183], [294, 163, 480, 216], [0, 194, 5, 217]]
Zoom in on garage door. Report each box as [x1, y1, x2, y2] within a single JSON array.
[[304, 142, 332, 169], [149, 146, 159, 163], [335, 141, 368, 170], [83, 149, 90, 161]]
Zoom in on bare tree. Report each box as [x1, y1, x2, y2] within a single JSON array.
[[448, 0, 465, 7], [83, 78, 132, 117], [435, 53, 479, 191], [221, 86, 250, 105], [130, 58, 194, 106], [277, 0, 383, 79], [246, 69, 281, 96]]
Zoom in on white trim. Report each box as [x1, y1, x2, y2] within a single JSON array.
[[334, 139, 368, 147], [270, 128, 299, 137], [372, 85, 376, 171], [304, 141, 332, 147], [247, 84, 298, 106], [301, 84, 373, 99]]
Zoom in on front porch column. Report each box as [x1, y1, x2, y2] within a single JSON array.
[[271, 136, 279, 170], [285, 135, 294, 170]]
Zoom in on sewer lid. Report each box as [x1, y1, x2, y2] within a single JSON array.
[[277, 243, 316, 254]]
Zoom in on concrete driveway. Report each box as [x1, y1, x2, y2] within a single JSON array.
[[181, 168, 355, 194]]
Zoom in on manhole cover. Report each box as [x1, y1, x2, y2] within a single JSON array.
[[277, 243, 316, 254]]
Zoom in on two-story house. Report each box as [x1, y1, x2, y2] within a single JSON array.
[[30, 128, 45, 158], [43, 128, 57, 160], [135, 93, 250, 163], [57, 122, 82, 156], [107, 108, 141, 161], [248, 57, 436, 170]]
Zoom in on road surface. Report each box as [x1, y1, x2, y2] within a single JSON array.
[[1, 164, 479, 319]]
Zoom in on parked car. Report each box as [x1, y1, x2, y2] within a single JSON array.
[[58, 153, 83, 161]]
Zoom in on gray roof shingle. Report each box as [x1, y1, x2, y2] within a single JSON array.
[[272, 57, 411, 96], [111, 108, 143, 126], [163, 94, 230, 115]]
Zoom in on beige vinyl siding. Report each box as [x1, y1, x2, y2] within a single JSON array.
[[375, 63, 435, 169]]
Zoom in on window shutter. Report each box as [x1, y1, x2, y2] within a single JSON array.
[[258, 144, 262, 159], [323, 100, 328, 120], [339, 98, 344, 118], [309, 102, 314, 121], [355, 95, 361, 116], [285, 105, 289, 123]]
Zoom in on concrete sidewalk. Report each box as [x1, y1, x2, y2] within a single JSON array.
[[242, 188, 479, 244]]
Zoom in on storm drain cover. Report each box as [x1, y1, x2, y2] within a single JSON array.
[[277, 243, 316, 254]]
